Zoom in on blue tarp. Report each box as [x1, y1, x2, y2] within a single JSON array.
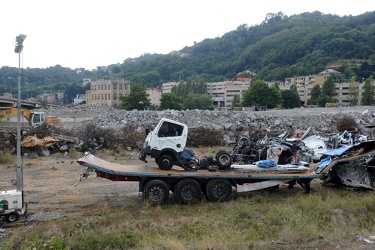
[[321, 145, 351, 156], [254, 159, 277, 168], [315, 156, 332, 174]]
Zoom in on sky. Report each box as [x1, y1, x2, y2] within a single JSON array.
[[1, 0, 374, 70]]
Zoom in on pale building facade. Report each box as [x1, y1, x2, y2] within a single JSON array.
[[162, 82, 180, 93], [87, 79, 130, 107], [280, 70, 370, 106], [146, 88, 162, 108], [37, 93, 56, 104], [73, 94, 86, 105], [207, 80, 250, 108]]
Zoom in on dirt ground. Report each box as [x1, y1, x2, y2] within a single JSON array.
[[0, 150, 321, 225], [0, 151, 141, 225]]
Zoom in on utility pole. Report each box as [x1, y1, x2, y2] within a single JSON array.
[[14, 34, 27, 193]]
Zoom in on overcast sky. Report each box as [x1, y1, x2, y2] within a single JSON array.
[[1, 0, 374, 70]]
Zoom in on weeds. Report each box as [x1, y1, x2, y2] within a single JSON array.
[[0, 150, 14, 164], [3, 187, 374, 249], [68, 148, 81, 158]]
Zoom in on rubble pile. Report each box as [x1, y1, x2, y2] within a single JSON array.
[[88, 106, 375, 141], [1, 105, 375, 155]]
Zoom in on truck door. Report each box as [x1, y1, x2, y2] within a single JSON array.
[[157, 121, 186, 153]]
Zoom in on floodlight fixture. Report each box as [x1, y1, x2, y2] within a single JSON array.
[[14, 34, 27, 53]]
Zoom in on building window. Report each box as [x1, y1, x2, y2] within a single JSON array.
[[119, 84, 123, 90]]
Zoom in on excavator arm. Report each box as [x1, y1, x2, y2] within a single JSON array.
[[0, 108, 60, 126], [0, 108, 31, 121]]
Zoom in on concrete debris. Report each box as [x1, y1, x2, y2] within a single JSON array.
[[356, 235, 374, 244]]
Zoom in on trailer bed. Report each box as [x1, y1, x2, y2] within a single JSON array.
[[78, 154, 318, 181]]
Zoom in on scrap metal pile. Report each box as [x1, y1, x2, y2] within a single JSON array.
[[228, 127, 375, 189]]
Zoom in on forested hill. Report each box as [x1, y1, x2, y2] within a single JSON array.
[[117, 11, 375, 85], [1, 11, 375, 95]]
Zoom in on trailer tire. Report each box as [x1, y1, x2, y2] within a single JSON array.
[[175, 179, 202, 204], [5, 212, 19, 223], [143, 179, 169, 205], [215, 151, 232, 170], [206, 179, 232, 202], [157, 155, 174, 170]]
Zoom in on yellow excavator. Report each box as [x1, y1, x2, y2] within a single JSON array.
[[0, 108, 61, 126]]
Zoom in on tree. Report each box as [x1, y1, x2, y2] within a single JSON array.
[[361, 76, 374, 105], [232, 94, 241, 107], [348, 76, 359, 106], [242, 80, 282, 109], [307, 84, 321, 105], [120, 83, 151, 110], [159, 93, 183, 110], [322, 76, 336, 98], [281, 84, 301, 109], [317, 94, 334, 107], [183, 93, 212, 110]]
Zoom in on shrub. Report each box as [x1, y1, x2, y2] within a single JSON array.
[[0, 150, 14, 164], [335, 115, 357, 132]]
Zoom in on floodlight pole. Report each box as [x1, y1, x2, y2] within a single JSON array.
[[14, 34, 26, 193]]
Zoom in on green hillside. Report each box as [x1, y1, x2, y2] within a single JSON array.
[[1, 11, 375, 96]]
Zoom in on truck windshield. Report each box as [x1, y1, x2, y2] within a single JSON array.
[[158, 121, 183, 137]]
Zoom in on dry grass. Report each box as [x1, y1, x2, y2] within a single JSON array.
[[0, 150, 14, 164], [2, 182, 375, 249]]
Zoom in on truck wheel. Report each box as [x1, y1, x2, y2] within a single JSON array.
[[157, 155, 174, 170], [206, 179, 232, 202], [215, 151, 232, 170], [5, 212, 19, 223], [175, 179, 202, 204], [143, 179, 169, 205]]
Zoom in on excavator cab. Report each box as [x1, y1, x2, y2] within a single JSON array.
[[29, 111, 46, 126]]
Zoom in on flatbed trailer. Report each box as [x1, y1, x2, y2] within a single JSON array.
[[77, 140, 375, 204]]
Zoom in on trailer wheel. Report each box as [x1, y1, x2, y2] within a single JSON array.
[[175, 179, 202, 204], [157, 155, 174, 170], [215, 151, 232, 170], [143, 179, 169, 205], [5, 212, 19, 223], [206, 179, 232, 202]]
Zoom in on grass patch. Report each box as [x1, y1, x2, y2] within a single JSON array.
[[2, 187, 375, 249], [67, 147, 81, 158], [0, 150, 14, 164]]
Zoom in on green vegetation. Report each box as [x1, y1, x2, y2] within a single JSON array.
[[307, 76, 338, 107], [159, 92, 183, 110], [2, 11, 375, 101], [361, 76, 375, 105], [242, 80, 282, 109], [0, 150, 14, 164], [120, 83, 151, 110], [68, 148, 81, 159], [2, 186, 375, 249]]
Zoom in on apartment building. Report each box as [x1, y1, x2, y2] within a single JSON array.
[[280, 70, 368, 106], [73, 94, 86, 105], [86, 79, 130, 107], [146, 87, 162, 107], [37, 93, 56, 104], [207, 80, 250, 107], [162, 82, 180, 93]]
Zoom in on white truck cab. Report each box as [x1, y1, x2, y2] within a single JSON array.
[[139, 118, 196, 170]]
